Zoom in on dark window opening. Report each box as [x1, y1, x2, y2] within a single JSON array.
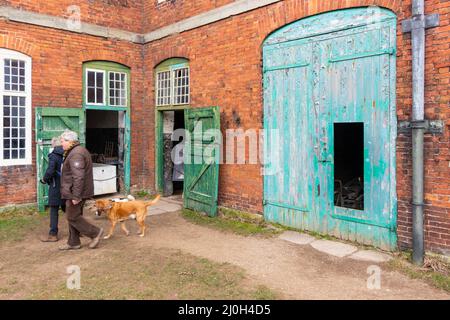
[[334, 122, 364, 211]]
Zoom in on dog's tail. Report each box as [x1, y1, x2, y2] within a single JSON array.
[[144, 194, 161, 207]]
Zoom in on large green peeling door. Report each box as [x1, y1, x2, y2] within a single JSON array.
[[263, 41, 317, 230], [263, 8, 397, 250], [183, 107, 220, 217], [35, 107, 85, 211], [320, 18, 398, 250]]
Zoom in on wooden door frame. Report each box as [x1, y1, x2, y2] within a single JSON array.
[[154, 58, 190, 193], [82, 61, 132, 193], [84, 106, 131, 193]]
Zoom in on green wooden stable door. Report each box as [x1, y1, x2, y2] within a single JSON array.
[[183, 107, 220, 217], [263, 8, 397, 250], [35, 107, 85, 211]]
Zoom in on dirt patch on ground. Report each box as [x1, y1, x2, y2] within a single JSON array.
[[0, 213, 276, 300], [0, 209, 449, 300]]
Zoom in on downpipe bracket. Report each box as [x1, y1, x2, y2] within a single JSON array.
[[411, 120, 428, 130], [398, 120, 444, 134], [411, 202, 425, 207]]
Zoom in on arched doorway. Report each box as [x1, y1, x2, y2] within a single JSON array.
[[262, 8, 397, 250]]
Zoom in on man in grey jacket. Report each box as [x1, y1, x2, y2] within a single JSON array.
[[59, 130, 103, 250]]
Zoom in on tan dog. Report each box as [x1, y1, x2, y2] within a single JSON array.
[[95, 195, 161, 239]]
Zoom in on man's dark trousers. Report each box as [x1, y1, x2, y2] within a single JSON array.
[[66, 200, 100, 246]]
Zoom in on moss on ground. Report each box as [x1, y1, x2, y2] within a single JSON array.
[[182, 208, 281, 237], [0, 206, 45, 242]]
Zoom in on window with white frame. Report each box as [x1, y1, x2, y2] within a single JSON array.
[[109, 71, 127, 107], [156, 66, 190, 107], [0, 49, 32, 166], [86, 69, 105, 105], [156, 71, 171, 106], [173, 68, 190, 105]]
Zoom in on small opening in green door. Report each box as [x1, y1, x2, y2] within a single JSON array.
[[334, 122, 364, 211]]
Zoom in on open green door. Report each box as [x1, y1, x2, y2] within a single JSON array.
[[183, 107, 220, 217], [35, 107, 85, 212]]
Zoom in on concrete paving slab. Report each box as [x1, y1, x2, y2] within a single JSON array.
[[151, 201, 171, 209], [163, 196, 183, 204], [147, 208, 167, 216], [349, 250, 392, 263], [164, 200, 183, 205], [161, 203, 183, 212], [279, 231, 315, 245], [310, 239, 358, 258]]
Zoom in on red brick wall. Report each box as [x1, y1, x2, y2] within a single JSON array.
[[1, 0, 145, 33], [143, 0, 450, 253], [395, 0, 450, 253], [0, 20, 150, 206], [143, 0, 235, 32]]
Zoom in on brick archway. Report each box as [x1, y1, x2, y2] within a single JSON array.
[[257, 0, 402, 43], [150, 46, 192, 69], [81, 49, 134, 68], [0, 35, 37, 57]]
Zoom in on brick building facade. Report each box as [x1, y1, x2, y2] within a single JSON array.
[[0, 0, 448, 254]]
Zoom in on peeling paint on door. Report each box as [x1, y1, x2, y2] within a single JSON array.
[[263, 8, 397, 250]]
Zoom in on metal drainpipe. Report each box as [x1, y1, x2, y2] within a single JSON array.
[[411, 0, 426, 265]]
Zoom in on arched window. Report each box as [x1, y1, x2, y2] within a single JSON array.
[[155, 58, 190, 107], [0, 49, 32, 166], [83, 61, 130, 109]]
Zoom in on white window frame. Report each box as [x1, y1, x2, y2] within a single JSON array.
[[0, 49, 32, 167], [156, 70, 171, 107], [172, 66, 190, 105], [85, 68, 106, 106], [155, 66, 190, 107], [108, 71, 127, 107]]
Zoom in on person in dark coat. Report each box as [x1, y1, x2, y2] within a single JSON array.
[[40, 137, 66, 242], [59, 130, 103, 250]]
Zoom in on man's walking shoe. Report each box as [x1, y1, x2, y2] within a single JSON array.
[[89, 228, 104, 249], [40, 235, 58, 242], [58, 244, 81, 250]]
